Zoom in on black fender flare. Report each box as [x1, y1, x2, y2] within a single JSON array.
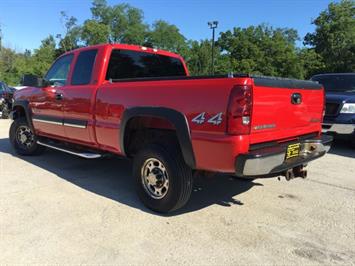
[[120, 107, 196, 169], [11, 100, 34, 130]]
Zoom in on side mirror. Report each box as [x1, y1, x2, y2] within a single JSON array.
[[21, 74, 50, 87]]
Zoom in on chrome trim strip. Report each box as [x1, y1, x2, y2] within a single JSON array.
[[63, 123, 87, 129], [322, 123, 355, 134], [32, 118, 62, 126], [243, 153, 285, 176], [37, 141, 102, 159], [241, 142, 329, 176], [32, 117, 87, 129]]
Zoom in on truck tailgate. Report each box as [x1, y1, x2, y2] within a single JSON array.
[[250, 77, 324, 144]]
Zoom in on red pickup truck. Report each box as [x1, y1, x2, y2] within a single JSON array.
[[10, 44, 332, 212]]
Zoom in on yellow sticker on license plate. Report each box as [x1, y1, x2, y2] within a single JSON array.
[[286, 143, 301, 160]]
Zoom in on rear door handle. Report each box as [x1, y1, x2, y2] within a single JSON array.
[[55, 93, 63, 100]]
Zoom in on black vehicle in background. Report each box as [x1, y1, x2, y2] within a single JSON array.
[[311, 73, 355, 146], [0, 81, 15, 119]]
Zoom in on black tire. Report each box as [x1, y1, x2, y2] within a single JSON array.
[[351, 137, 355, 149], [9, 117, 45, 156], [231, 176, 255, 181], [133, 143, 193, 213]]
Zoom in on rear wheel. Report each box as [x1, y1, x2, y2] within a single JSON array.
[[9, 117, 45, 155], [133, 143, 193, 213]]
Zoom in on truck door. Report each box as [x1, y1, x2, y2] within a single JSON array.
[[31, 54, 74, 139], [62, 49, 98, 145]]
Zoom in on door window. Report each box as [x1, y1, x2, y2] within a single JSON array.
[[45, 54, 74, 87], [71, 49, 98, 85]]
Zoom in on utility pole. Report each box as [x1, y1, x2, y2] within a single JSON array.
[[208, 21, 218, 75]]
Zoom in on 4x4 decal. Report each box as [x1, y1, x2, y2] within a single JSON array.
[[191, 112, 206, 124], [192, 112, 223, 125], [208, 113, 223, 125]]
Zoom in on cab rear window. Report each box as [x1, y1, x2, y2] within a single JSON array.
[[106, 49, 186, 80]]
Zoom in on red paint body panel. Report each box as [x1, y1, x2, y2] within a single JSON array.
[[15, 44, 324, 173], [249, 84, 323, 144], [30, 69, 69, 138], [62, 84, 96, 144]]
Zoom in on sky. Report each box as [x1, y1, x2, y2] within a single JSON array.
[[0, 0, 337, 52]]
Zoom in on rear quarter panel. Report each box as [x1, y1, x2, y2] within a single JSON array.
[[94, 78, 250, 171]]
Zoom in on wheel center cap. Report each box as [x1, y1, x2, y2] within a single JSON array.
[[20, 134, 28, 143], [147, 168, 165, 186], [142, 159, 169, 200], [147, 173, 158, 185]]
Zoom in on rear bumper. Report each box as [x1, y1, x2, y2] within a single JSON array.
[[235, 135, 333, 177]]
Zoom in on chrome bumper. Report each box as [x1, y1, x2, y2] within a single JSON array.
[[322, 123, 355, 134], [235, 135, 333, 177]]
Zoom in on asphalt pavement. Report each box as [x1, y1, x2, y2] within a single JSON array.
[[0, 119, 354, 265]]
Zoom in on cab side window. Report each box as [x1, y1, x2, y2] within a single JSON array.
[[71, 49, 98, 85], [45, 54, 74, 87]]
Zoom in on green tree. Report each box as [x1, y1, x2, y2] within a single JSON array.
[[0, 47, 19, 84], [32, 35, 57, 77], [13, 51, 33, 78], [0, 47, 34, 85], [186, 40, 209, 75], [0, 26, 20, 84], [91, 0, 148, 45], [147, 20, 187, 53], [91, 0, 109, 22], [57, 11, 81, 53], [81, 20, 110, 45], [304, 0, 355, 72], [218, 25, 303, 78], [298, 48, 325, 79], [0, 37, 57, 85], [184, 39, 230, 76], [186, 40, 212, 75]]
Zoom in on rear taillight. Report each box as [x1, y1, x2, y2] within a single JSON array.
[[226, 85, 253, 135]]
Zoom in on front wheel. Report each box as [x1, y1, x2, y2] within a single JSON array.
[[9, 117, 45, 155], [133, 143, 193, 213]]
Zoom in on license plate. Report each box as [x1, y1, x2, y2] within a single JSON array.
[[286, 143, 300, 160]]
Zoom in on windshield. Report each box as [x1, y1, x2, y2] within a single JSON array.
[[312, 74, 355, 92]]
